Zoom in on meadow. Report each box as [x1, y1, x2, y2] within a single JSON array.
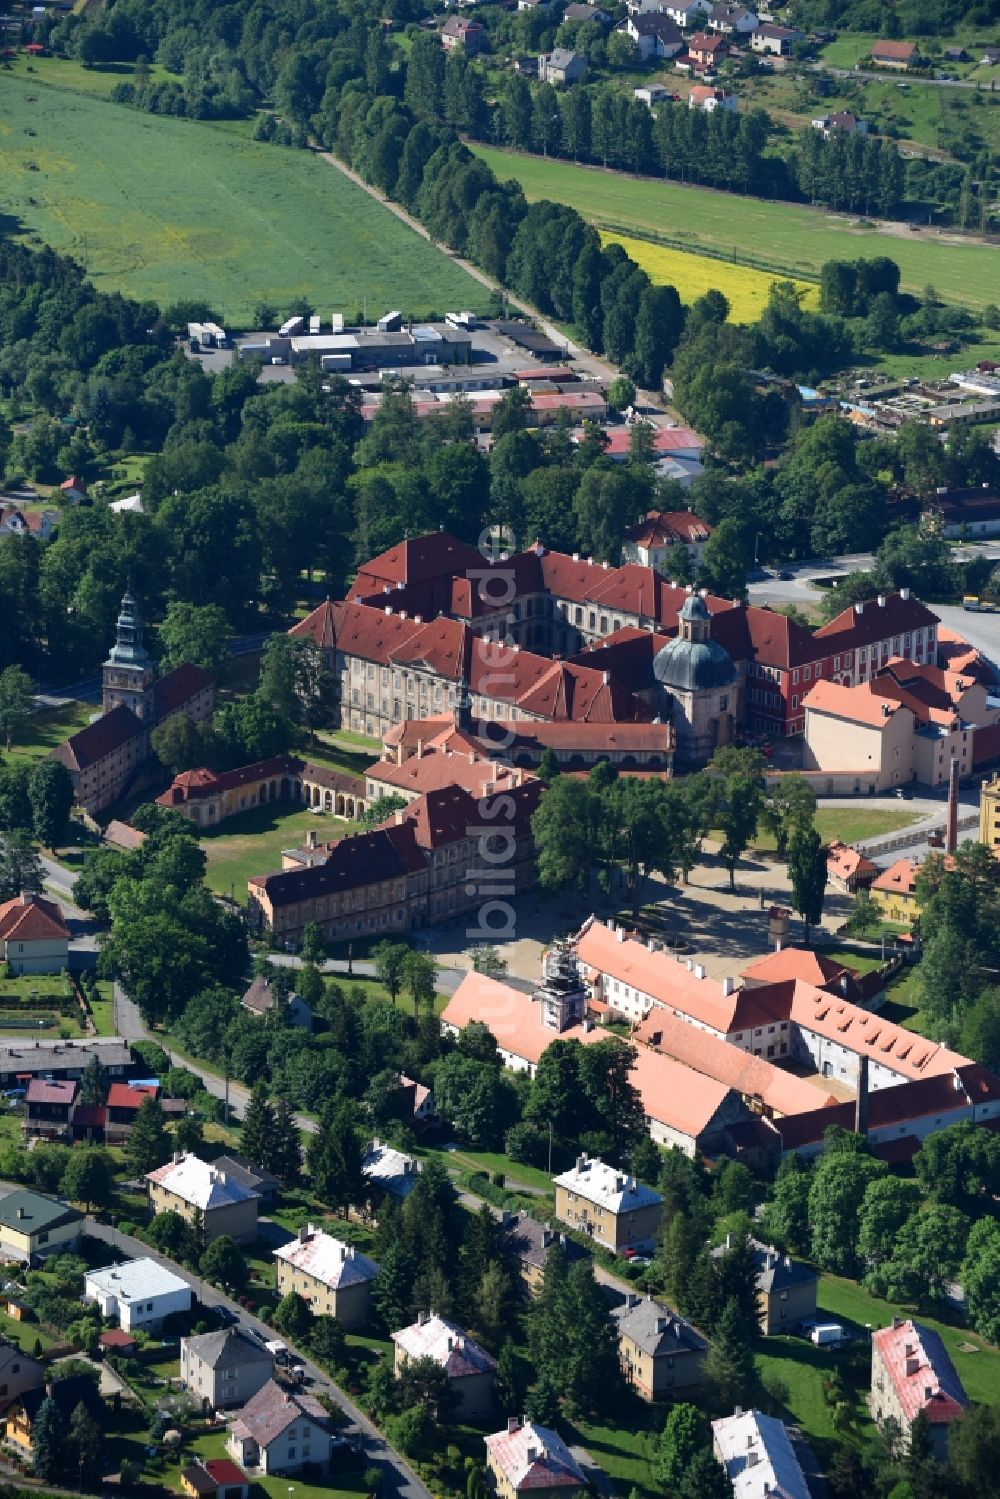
[[600, 233, 819, 321], [472, 145, 998, 309], [0, 76, 489, 322]]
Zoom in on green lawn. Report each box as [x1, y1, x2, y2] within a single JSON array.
[[753, 807, 919, 853], [7, 52, 178, 99], [200, 802, 358, 900], [471, 146, 999, 308], [0, 75, 491, 322], [88, 982, 117, 1037], [819, 1274, 1000, 1405], [325, 974, 451, 1018], [307, 733, 381, 778], [10, 700, 97, 762], [172, 1430, 366, 1499], [418, 1145, 556, 1194], [570, 1407, 660, 1499], [877, 962, 928, 1033]]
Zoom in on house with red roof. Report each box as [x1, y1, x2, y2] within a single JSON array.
[[0, 893, 69, 975], [621, 507, 712, 571], [871, 1319, 968, 1456], [687, 30, 729, 68], [485, 1417, 587, 1499], [870, 39, 920, 70], [392, 1313, 496, 1418], [826, 839, 878, 893]]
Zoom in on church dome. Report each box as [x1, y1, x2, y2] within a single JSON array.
[[653, 592, 737, 693], [654, 636, 737, 692]]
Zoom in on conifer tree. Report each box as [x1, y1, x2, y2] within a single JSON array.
[[31, 1395, 65, 1482], [271, 1095, 302, 1182], [126, 1095, 170, 1175], [241, 1081, 276, 1169], [707, 1297, 758, 1410]]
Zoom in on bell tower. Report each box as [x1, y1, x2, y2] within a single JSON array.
[[103, 588, 155, 720]]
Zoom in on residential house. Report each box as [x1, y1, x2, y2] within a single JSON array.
[[750, 22, 803, 56], [634, 84, 671, 106], [981, 46, 1000, 66], [398, 1074, 436, 1126], [5, 1375, 104, 1461], [207, 1154, 280, 1207], [712, 1235, 818, 1334], [621, 13, 683, 61], [518, 0, 551, 8], [181, 1460, 250, 1499], [707, 4, 758, 34], [0, 1038, 131, 1087], [0, 506, 58, 541], [100, 1329, 137, 1357], [104, 1082, 159, 1144], [181, 1328, 275, 1410], [441, 16, 485, 53], [563, 3, 610, 21], [392, 1313, 497, 1419], [485, 1417, 587, 1499], [274, 1225, 380, 1329], [826, 840, 877, 893], [146, 1153, 259, 1244], [870, 857, 921, 925], [538, 48, 588, 84], [362, 1138, 421, 1201], [870, 39, 920, 70], [0, 1342, 44, 1404], [240, 975, 313, 1031], [711, 1410, 810, 1499], [227, 1380, 335, 1475], [501, 1211, 592, 1294], [553, 1153, 663, 1253], [0, 1190, 82, 1262], [24, 1079, 77, 1141], [0, 893, 70, 976], [59, 477, 87, 504], [611, 1293, 707, 1398], [811, 111, 868, 136], [688, 84, 738, 110], [662, 0, 712, 27], [84, 1257, 192, 1332], [871, 1318, 969, 1457], [687, 31, 729, 68]]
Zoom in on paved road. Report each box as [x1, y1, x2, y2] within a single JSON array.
[[82, 1218, 431, 1499]]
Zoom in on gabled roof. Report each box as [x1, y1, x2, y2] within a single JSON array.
[[146, 1153, 257, 1211], [803, 678, 908, 729], [711, 1410, 809, 1499], [872, 857, 920, 898], [814, 592, 938, 653], [25, 1078, 77, 1107], [871, 39, 918, 59], [554, 1154, 662, 1214], [230, 1380, 328, 1447], [53, 704, 143, 771], [106, 1082, 157, 1111], [0, 893, 68, 941], [152, 663, 214, 719], [182, 1327, 274, 1370], [393, 1314, 497, 1378], [611, 1295, 706, 1356], [485, 1419, 586, 1492], [274, 1227, 380, 1290], [873, 1319, 969, 1425], [351, 532, 485, 593], [826, 840, 877, 882], [0, 1189, 81, 1234], [741, 947, 854, 990]]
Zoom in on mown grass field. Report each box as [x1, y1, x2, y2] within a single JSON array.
[[600, 232, 819, 321], [200, 802, 359, 900], [0, 76, 490, 321], [472, 145, 998, 308]]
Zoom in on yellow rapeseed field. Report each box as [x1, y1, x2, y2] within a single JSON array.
[[601, 233, 820, 323]]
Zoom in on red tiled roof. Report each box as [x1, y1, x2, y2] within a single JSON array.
[[826, 841, 877, 882], [152, 663, 214, 719], [100, 1329, 137, 1349], [157, 756, 303, 807], [352, 532, 485, 594], [54, 704, 144, 772], [814, 592, 938, 653], [873, 1320, 968, 1425], [0, 893, 70, 943], [26, 1078, 77, 1106], [203, 1460, 249, 1486], [746, 606, 819, 670], [105, 820, 148, 851], [871, 39, 918, 59], [872, 858, 920, 897], [741, 948, 853, 989], [106, 1082, 157, 1111]]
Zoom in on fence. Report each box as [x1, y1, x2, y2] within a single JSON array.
[[856, 810, 979, 859]]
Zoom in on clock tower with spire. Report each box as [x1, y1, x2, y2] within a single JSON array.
[[102, 587, 155, 721]]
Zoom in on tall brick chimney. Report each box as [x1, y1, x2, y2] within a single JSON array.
[[945, 756, 960, 854]]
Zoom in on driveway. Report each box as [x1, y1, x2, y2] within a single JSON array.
[[84, 1219, 431, 1499]]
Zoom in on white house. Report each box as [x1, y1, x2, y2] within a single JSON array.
[[621, 13, 683, 61], [688, 84, 738, 111], [85, 1257, 192, 1332], [707, 3, 758, 34], [0, 894, 70, 976], [811, 111, 868, 137], [662, 0, 712, 26], [635, 84, 672, 107], [712, 1410, 810, 1499], [361, 1139, 421, 1200], [227, 1381, 334, 1475]]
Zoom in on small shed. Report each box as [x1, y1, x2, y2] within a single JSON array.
[[100, 1328, 137, 1356], [4, 1297, 30, 1322]]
